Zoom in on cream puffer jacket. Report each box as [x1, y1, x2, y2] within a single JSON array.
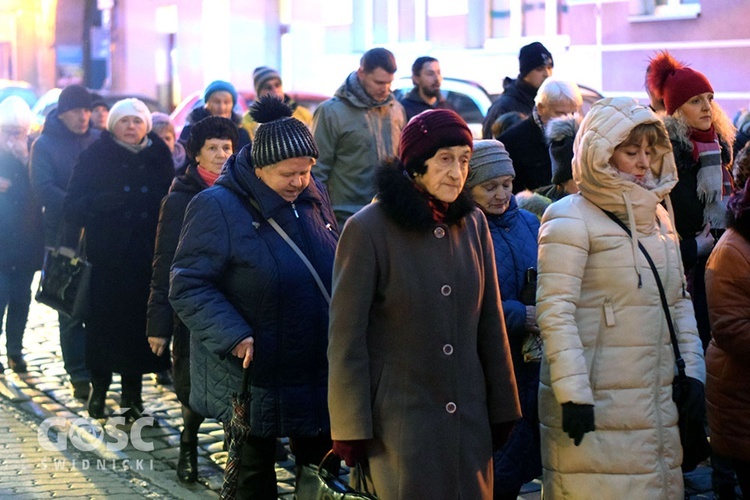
[[536, 97, 705, 500]]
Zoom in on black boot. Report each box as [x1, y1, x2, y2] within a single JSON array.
[[120, 374, 145, 421], [177, 429, 199, 483], [88, 373, 111, 419]]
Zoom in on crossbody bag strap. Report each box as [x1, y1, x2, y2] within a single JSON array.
[[599, 208, 687, 380], [245, 196, 332, 306]]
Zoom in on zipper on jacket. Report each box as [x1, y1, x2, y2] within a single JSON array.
[[291, 202, 299, 218]]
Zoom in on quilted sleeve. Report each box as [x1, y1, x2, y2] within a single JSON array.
[[536, 202, 595, 405], [169, 192, 252, 357]]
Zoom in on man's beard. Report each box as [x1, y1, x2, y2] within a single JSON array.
[[421, 85, 441, 99], [2, 138, 28, 164]]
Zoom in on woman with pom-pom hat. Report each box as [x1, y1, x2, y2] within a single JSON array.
[[169, 96, 338, 498], [646, 51, 736, 350]]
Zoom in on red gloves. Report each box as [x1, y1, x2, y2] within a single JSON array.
[[332, 439, 369, 467]]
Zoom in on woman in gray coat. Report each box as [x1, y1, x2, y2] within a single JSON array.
[[327, 109, 521, 500]]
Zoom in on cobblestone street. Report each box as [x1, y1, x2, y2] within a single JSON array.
[[0, 275, 722, 498]]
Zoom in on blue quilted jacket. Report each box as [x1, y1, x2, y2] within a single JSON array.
[[486, 196, 543, 493], [169, 148, 338, 435]]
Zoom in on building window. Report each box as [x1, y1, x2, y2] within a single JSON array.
[[629, 0, 701, 21]]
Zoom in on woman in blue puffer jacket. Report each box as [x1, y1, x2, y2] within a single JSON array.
[[466, 139, 542, 500], [169, 97, 338, 499]]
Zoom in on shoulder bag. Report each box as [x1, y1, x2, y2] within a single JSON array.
[[601, 209, 711, 472]]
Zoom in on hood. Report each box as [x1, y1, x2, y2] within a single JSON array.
[[334, 72, 394, 109], [574, 97, 678, 234], [215, 147, 325, 219]]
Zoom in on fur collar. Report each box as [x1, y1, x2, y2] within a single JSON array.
[[376, 163, 475, 231]]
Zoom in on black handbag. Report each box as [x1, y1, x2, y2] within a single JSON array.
[[295, 450, 378, 500], [601, 209, 711, 472], [35, 228, 91, 321]]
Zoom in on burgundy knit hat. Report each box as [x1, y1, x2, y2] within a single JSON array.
[[646, 51, 713, 115], [399, 109, 473, 173]]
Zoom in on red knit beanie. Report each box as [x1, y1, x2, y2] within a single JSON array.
[[399, 109, 473, 172], [646, 51, 713, 115]]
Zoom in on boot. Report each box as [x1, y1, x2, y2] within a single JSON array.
[[7, 354, 27, 373], [177, 429, 199, 483], [120, 374, 145, 421], [88, 373, 111, 419]]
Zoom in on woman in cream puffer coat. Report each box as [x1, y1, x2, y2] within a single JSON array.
[[536, 97, 705, 499]]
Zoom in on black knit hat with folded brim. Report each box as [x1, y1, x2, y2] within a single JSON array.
[[250, 95, 318, 168]]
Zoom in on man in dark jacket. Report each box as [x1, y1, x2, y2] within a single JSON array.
[[399, 56, 454, 120], [482, 42, 554, 139], [498, 79, 582, 193], [29, 84, 99, 400]]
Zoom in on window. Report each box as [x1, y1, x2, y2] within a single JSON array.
[[629, 0, 701, 21]]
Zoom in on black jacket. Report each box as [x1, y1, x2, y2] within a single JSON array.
[[30, 110, 100, 246], [64, 131, 174, 375], [398, 87, 454, 121], [498, 115, 551, 193], [0, 151, 43, 271], [170, 148, 339, 433], [482, 77, 537, 139]]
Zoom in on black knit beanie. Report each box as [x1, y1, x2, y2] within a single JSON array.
[[519, 42, 554, 78], [250, 96, 318, 168], [57, 85, 92, 114]]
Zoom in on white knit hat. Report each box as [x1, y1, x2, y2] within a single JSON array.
[[107, 98, 152, 134], [0, 96, 32, 134]]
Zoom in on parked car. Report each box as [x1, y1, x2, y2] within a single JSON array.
[[0, 79, 38, 107], [170, 90, 329, 138], [393, 77, 605, 138], [30, 88, 167, 137], [392, 77, 493, 138]]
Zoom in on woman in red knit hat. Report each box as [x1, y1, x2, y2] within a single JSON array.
[[647, 50, 738, 498], [327, 109, 521, 499]]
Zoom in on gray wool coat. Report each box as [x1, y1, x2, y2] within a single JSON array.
[[327, 166, 521, 500]]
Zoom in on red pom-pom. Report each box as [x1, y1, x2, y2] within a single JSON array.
[[646, 51, 684, 99]]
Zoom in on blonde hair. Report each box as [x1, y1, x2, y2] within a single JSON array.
[[671, 100, 736, 150]]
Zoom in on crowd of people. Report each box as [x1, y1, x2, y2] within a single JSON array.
[[0, 41, 748, 500]]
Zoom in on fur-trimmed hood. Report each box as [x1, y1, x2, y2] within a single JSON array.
[[375, 162, 475, 230]]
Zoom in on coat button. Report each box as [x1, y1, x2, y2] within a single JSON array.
[[433, 227, 445, 238], [441, 284, 452, 296], [443, 344, 453, 355], [123, 185, 131, 192], [140, 186, 148, 193], [445, 402, 457, 414]]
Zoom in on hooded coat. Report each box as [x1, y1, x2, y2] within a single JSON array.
[[169, 148, 338, 432], [481, 77, 536, 139], [311, 72, 406, 224], [327, 166, 521, 500], [536, 97, 705, 499]]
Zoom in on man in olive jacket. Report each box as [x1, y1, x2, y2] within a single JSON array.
[[312, 47, 406, 227]]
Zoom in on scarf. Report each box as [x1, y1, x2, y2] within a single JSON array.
[[197, 165, 220, 186], [689, 126, 726, 228], [345, 72, 392, 108], [413, 180, 449, 223], [113, 135, 151, 153]]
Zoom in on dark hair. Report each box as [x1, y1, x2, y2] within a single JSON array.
[[492, 111, 526, 139], [360, 47, 397, 74], [186, 116, 239, 160], [412, 56, 438, 77]]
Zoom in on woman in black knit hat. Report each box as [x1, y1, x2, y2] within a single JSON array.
[[169, 96, 338, 498], [146, 115, 238, 483]]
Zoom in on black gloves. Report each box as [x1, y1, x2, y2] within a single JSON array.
[[561, 402, 595, 446], [491, 421, 516, 450], [672, 376, 706, 421]]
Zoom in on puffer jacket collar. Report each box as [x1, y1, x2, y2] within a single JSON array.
[[334, 71, 395, 109], [375, 163, 475, 231], [41, 109, 99, 141], [216, 147, 325, 220], [486, 196, 519, 228]]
